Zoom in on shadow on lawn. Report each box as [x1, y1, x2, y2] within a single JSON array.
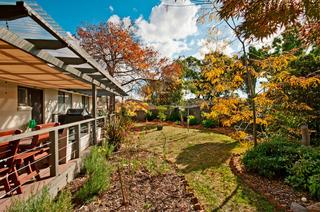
[[176, 142, 237, 173]]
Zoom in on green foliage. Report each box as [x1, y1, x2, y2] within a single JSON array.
[[146, 110, 157, 121], [76, 146, 112, 203], [187, 115, 198, 126], [105, 117, 130, 151], [202, 119, 218, 128], [157, 111, 166, 122], [243, 139, 320, 199], [100, 139, 115, 159], [242, 139, 301, 178], [285, 148, 320, 199], [167, 107, 181, 122], [8, 188, 72, 212]]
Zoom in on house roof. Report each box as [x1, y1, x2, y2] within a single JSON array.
[[0, 1, 127, 96]]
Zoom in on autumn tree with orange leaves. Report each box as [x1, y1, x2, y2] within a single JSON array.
[[141, 61, 184, 105], [77, 22, 161, 91]]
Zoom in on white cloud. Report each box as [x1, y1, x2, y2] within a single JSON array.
[[194, 38, 235, 59], [108, 14, 121, 25], [108, 5, 114, 12], [107, 15, 133, 31], [135, 0, 200, 58]]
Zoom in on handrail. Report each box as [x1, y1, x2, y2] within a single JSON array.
[[0, 116, 107, 144]]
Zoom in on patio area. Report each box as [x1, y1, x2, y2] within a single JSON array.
[[0, 1, 127, 210]]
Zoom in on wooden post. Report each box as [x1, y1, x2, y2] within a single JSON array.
[[49, 130, 59, 177], [92, 84, 97, 145], [301, 125, 310, 146], [75, 124, 81, 158], [109, 94, 115, 114]]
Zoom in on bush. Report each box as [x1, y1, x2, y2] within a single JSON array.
[[158, 111, 166, 122], [146, 110, 157, 121], [242, 139, 302, 178], [76, 146, 112, 203], [105, 117, 130, 151], [187, 115, 198, 126], [202, 119, 218, 128], [242, 139, 320, 200], [285, 148, 320, 199], [8, 188, 72, 212], [167, 107, 180, 122]]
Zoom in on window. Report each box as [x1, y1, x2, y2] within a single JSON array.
[[18, 86, 30, 106], [58, 91, 72, 113], [82, 96, 89, 110]]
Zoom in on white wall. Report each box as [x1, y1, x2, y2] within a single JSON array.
[[72, 94, 82, 109], [0, 81, 94, 131], [0, 81, 31, 131], [44, 89, 58, 123], [44, 90, 89, 122]]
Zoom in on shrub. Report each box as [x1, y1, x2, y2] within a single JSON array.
[[285, 148, 320, 199], [187, 115, 198, 126], [158, 111, 166, 122], [242, 138, 320, 200], [201, 119, 217, 128], [8, 188, 72, 212], [242, 139, 302, 178], [76, 146, 112, 203], [105, 117, 130, 151], [100, 139, 115, 159], [146, 110, 157, 121], [167, 107, 180, 122]]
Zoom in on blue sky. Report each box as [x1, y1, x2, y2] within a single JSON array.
[[35, 0, 245, 59], [37, 0, 160, 33]]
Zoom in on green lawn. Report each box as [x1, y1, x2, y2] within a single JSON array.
[[133, 124, 275, 212]]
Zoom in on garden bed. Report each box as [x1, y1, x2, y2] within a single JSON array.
[[69, 149, 202, 211], [230, 154, 317, 211]]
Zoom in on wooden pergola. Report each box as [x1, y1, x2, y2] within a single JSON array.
[[0, 1, 127, 142]]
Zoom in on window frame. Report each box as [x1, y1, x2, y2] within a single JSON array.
[[58, 91, 73, 113], [18, 86, 30, 107]]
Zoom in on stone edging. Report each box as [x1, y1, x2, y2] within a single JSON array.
[[229, 154, 288, 211]]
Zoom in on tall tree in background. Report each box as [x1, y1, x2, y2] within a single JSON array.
[[77, 22, 161, 91], [141, 61, 184, 105], [77, 21, 162, 111]]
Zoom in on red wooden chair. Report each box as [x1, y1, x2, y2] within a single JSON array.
[[0, 130, 22, 194], [17, 123, 60, 184], [19, 122, 60, 152]]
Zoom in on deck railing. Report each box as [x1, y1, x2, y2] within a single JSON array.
[[0, 115, 109, 199]]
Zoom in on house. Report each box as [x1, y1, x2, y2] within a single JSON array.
[[0, 1, 127, 131], [0, 0, 127, 207]]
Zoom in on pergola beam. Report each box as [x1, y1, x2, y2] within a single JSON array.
[[56, 57, 86, 65], [0, 2, 27, 21], [26, 39, 66, 50]]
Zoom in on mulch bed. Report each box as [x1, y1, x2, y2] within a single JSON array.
[[70, 149, 203, 211], [75, 168, 201, 211], [229, 154, 317, 211]]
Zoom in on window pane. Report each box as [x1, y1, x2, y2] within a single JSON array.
[[65, 93, 72, 110], [58, 91, 65, 113], [18, 87, 28, 106]]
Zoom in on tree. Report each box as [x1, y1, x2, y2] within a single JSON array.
[[77, 22, 160, 91], [140, 61, 184, 105], [180, 56, 203, 98], [214, 0, 320, 44]]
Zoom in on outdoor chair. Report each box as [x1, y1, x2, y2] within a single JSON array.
[[0, 130, 22, 194], [17, 123, 60, 180], [19, 122, 60, 152]]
